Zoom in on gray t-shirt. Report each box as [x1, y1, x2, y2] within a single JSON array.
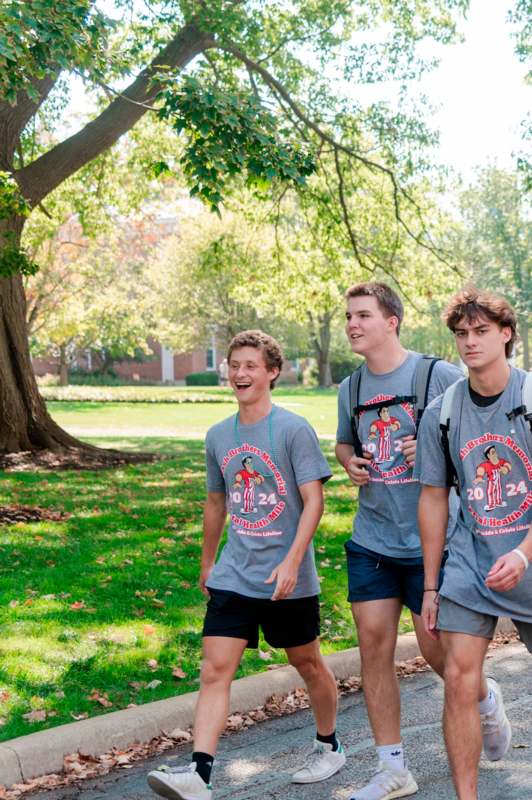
[[205, 405, 332, 599], [415, 368, 532, 622], [337, 351, 463, 557]]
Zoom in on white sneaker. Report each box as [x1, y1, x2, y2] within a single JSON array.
[[349, 761, 418, 800], [481, 678, 512, 761], [147, 763, 212, 800], [291, 739, 346, 783]]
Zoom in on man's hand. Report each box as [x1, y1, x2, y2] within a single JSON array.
[[344, 452, 372, 486], [421, 590, 440, 640], [265, 556, 299, 601], [485, 551, 527, 592], [400, 435, 417, 467], [199, 563, 214, 597]]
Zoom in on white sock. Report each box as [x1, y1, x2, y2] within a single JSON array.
[[377, 743, 405, 771], [478, 688, 497, 714]]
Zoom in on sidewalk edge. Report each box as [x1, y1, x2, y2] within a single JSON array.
[[1, 620, 516, 787]]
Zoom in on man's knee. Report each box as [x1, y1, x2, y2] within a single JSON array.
[[357, 620, 397, 661], [288, 645, 327, 683], [443, 656, 481, 702], [200, 656, 235, 688]]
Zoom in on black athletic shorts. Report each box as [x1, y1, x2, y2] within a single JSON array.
[[202, 588, 320, 649]]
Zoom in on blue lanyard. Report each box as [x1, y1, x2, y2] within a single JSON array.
[[233, 406, 277, 466]]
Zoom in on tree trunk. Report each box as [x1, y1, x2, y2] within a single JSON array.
[[308, 311, 333, 388], [58, 344, 69, 386], [0, 222, 87, 453], [0, 21, 213, 458]]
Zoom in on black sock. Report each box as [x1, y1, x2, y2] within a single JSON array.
[[192, 751, 214, 784], [316, 730, 339, 751]]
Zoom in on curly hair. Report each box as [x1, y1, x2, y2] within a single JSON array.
[[227, 330, 283, 389], [443, 285, 517, 357]]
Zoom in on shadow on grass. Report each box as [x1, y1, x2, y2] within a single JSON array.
[[0, 437, 391, 742]]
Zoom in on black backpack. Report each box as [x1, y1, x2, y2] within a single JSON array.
[[348, 355, 441, 458]]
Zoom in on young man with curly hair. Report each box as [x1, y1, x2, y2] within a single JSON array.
[[148, 330, 344, 800]]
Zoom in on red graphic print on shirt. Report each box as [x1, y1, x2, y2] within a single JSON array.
[[361, 394, 415, 484], [460, 434, 531, 535], [221, 444, 287, 536]]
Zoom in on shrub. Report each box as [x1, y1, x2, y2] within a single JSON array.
[[185, 371, 220, 386], [329, 353, 360, 384]]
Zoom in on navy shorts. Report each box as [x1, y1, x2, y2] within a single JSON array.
[[345, 539, 447, 615], [203, 588, 320, 649]]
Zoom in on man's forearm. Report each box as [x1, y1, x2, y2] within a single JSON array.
[[335, 442, 354, 470], [418, 486, 449, 588]]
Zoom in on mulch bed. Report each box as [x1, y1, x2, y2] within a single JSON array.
[[0, 506, 71, 526], [0, 448, 160, 473]]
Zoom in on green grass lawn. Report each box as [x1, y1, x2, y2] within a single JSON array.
[[0, 389, 413, 741]]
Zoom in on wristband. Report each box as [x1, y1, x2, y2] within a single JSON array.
[[512, 548, 529, 570], [423, 588, 438, 592]]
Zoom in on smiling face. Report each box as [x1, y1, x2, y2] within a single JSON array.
[[345, 295, 399, 356], [453, 314, 512, 372], [378, 406, 391, 422], [228, 346, 280, 408]]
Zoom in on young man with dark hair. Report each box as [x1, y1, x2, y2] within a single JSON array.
[[336, 281, 464, 800], [148, 330, 345, 800], [416, 286, 531, 800]]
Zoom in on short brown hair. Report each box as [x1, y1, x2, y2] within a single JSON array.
[[443, 285, 517, 357], [345, 281, 403, 335], [227, 330, 283, 388]]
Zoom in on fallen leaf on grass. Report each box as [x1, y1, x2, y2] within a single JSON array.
[[71, 712, 88, 721], [128, 681, 146, 692], [152, 598, 165, 608], [88, 690, 113, 708], [147, 658, 158, 670], [172, 667, 186, 680], [0, 691, 10, 702], [143, 624, 156, 635], [158, 537, 174, 545], [22, 709, 47, 722], [146, 680, 162, 690], [70, 601, 85, 610], [8, 600, 19, 608]]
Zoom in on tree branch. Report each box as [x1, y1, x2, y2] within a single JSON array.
[[219, 40, 457, 269], [15, 23, 215, 206], [0, 73, 60, 169]]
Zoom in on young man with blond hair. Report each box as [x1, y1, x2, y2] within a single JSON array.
[[148, 330, 344, 800], [336, 281, 463, 800], [416, 286, 531, 800]]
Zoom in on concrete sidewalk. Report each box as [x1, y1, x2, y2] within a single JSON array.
[[1, 632, 425, 787], [26, 640, 532, 800]]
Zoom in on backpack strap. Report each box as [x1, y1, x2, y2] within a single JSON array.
[[413, 356, 440, 431], [349, 367, 365, 457], [505, 371, 532, 433], [439, 378, 464, 492]]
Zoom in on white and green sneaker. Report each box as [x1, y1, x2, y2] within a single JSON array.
[[147, 763, 212, 800], [291, 739, 346, 783], [481, 678, 512, 761], [349, 761, 418, 800]]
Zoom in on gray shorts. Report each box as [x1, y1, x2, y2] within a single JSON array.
[[438, 596, 532, 654]]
